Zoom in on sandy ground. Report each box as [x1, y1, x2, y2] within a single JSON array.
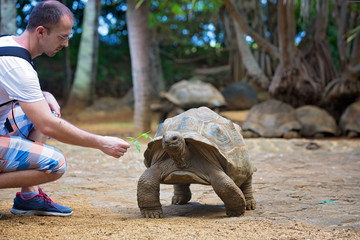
[[0, 107, 359, 239]]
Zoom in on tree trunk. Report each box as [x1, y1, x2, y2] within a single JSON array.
[[90, 0, 101, 104], [66, 0, 100, 111], [223, 0, 280, 60], [277, 0, 293, 68], [301, 0, 336, 90], [0, 0, 16, 35], [126, 0, 151, 132], [233, 19, 269, 88], [269, 0, 322, 107], [149, 28, 165, 99], [334, 0, 349, 72], [61, 0, 73, 105], [220, 6, 244, 83], [322, 12, 360, 120], [223, 0, 269, 88]]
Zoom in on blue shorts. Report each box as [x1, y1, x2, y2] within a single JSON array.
[[0, 103, 67, 174]]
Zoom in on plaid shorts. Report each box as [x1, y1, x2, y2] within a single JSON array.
[[0, 103, 66, 174]]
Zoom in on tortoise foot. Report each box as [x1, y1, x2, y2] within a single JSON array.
[[225, 207, 245, 217], [172, 194, 191, 205], [246, 199, 256, 210], [347, 131, 359, 138], [283, 131, 300, 139], [242, 130, 260, 138], [140, 208, 163, 218]]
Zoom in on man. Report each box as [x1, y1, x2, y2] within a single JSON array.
[[0, 1, 130, 218]]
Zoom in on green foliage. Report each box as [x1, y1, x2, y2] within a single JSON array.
[[148, 0, 223, 46], [15, 0, 353, 104], [327, 23, 340, 69], [346, 25, 360, 43], [127, 131, 153, 152], [96, 40, 132, 97]]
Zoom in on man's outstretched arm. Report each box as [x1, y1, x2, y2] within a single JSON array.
[[19, 99, 130, 158]]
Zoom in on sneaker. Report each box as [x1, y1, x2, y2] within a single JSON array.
[[10, 188, 73, 217]]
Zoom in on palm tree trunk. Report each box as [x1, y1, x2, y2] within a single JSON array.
[[60, 0, 72, 104], [126, 0, 151, 132], [149, 28, 165, 99], [0, 0, 16, 35], [66, 0, 99, 111]]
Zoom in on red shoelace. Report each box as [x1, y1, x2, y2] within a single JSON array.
[[38, 188, 57, 206]]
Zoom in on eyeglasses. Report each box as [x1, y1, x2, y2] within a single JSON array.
[[43, 26, 73, 42]]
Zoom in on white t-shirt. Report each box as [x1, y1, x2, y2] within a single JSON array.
[[0, 36, 44, 127]]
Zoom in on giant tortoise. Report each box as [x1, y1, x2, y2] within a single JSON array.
[[295, 105, 338, 138], [222, 81, 258, 110], [151, 80, 227, 122], [242, 99, 301, 138], [137, 106, 256, 218], [340, 101, 360, 138]]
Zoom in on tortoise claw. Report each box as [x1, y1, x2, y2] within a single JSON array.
[[141, 208, 163, 218], [225, 207, 245, 217], [246, 199, 256, 210], [172, 195, 191, 205]]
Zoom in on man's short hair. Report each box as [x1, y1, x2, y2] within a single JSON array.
[[26, 0, 74, 31]]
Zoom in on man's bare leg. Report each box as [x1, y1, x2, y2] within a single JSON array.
[[0, 170, 62, 189]]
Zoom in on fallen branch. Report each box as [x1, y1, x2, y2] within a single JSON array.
[[195, 65, 230, 75]]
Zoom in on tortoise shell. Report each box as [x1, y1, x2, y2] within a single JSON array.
[[144, 107, 255, 184], [162, 80, 226, 110], [340, 101, 360, 135], [222, 81, 258, 110], [242, 99, 301, 137], [296, 105, 338, 137]]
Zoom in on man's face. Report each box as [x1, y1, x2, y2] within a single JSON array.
[[42, 16, 74, 57]]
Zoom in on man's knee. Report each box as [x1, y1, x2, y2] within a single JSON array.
[[49, 172, 64, 181], [44, 149, 68, 174]]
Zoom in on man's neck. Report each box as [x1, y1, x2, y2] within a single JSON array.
[[13, 32, 41, 59]]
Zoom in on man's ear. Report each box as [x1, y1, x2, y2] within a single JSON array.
[[35, 26, 47, 38]]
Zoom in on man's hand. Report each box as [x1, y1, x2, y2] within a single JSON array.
[[43, 91, 61, 117], [100, 136, 130, 158]]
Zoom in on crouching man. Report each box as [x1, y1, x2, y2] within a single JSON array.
[[0, 0, 130, 218]]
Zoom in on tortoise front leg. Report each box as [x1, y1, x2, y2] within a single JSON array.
[[240, 176, 256, 210], [137, 167, 163, 218], [172, 184, 191, 205], [209, 170, 246, 217]]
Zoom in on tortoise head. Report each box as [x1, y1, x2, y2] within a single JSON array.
[[162, 131, 189, 168]]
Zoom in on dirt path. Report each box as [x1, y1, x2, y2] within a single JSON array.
[[1, 115, 360, 239]]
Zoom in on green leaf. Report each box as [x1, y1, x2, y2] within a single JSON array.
[[127, 131, 153, 152], [346, 25, 360, 43], [135, 0, 145, 9]]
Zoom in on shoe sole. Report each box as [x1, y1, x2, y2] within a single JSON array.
[[10, 208, 73, 217]]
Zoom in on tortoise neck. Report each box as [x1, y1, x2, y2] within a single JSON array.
[[166, 144, 190, 169]]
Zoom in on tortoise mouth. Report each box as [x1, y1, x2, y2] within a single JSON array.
[[162, 171, 210, 185]]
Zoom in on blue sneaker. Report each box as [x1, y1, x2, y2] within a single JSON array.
[[10, 188, 73, 217]]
